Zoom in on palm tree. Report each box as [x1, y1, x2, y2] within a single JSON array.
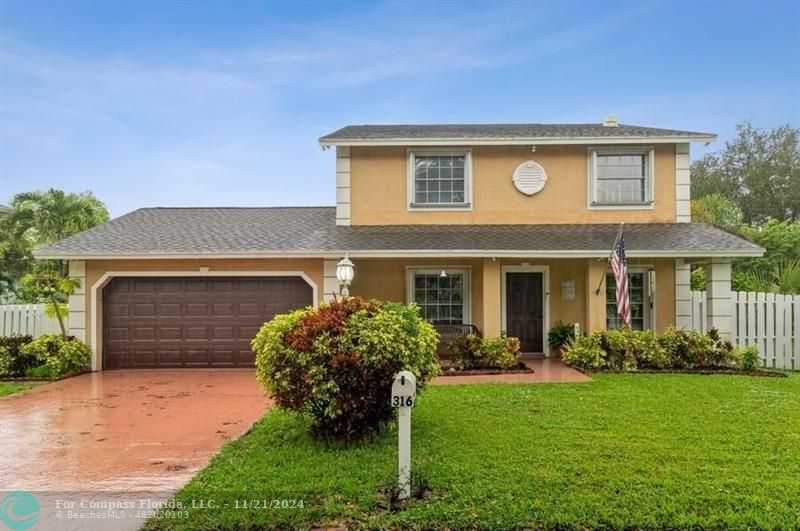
[[7, 189, 109, 245], [737, 260, 800, 295], [2, 189, 109, 296]]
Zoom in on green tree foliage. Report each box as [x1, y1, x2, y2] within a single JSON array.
[[691, 193, 744, 232], [21, 271, 82, 337], [735, 220, 800, 293], [692, 122, 799, 223], [0, 189, 109, 300]]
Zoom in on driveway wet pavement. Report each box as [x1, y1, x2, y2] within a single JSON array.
[[0, 370, 271, 492]]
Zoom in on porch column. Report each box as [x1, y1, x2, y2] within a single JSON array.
[[68, 260, 86, 342], [482, 258, 502, 337], [585, 259, 607, 333], [705, 258, 732, 340], [323, 259, 338, 302], [675, 259, 692, 329]]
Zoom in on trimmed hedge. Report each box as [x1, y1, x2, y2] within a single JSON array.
[[563, 327, 760, 372], [252, 297, 439, 442]]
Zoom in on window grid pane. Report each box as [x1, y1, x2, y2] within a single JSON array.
[[413, 154, 467, 205], [605, 272, 646, 331], [412, 273, 465, 324], [595, 153, 648, 204]]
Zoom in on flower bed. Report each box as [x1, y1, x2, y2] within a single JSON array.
[[438, 359, 533, 376], [563, 326, 774, 375]]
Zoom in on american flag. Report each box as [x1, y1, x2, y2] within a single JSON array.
[[610, 232, 631, 326]]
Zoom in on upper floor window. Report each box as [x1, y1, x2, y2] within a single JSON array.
[[589, 148, 654, 207], [408, 150, 472, 209]]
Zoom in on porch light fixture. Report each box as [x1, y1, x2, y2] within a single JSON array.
[[336, 253, 355, 298], [440, 270, 447, 278]]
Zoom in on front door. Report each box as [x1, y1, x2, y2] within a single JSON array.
[[505, 272, 544, 353]]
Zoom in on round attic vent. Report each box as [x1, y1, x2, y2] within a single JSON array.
[[512, 160, 547, 196]]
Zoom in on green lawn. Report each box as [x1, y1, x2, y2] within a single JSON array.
[[147, 374, 800, 530], [0, 382, 38, 397]]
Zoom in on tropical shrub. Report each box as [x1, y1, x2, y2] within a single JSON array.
[[736, 345, 762, 371], [547, 320, 576, 350], [0, 335, 36, 376], [449, 334, 521, 370], [565, 327, 745, 372], [481, 336, 522, 370], [0, 346, 11, 376], [18, 334, 91, 378], [562, 333, 606, 370], [448, 334, 483, 368], [252, 298, 439, 442]]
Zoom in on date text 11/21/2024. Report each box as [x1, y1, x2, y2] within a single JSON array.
[[189, 500, 306, 510]]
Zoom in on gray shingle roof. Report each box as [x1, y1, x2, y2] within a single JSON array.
[[319, 123, 716, 144], [34, 207, 763, 258]]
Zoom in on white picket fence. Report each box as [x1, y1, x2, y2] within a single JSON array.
[[0, 304, 63, 337], [691, 291, 800, 370]]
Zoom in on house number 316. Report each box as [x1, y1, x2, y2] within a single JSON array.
[[392, 395, 414, 407]]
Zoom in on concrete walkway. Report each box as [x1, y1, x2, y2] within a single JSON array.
[[433, 358, 591, 385]]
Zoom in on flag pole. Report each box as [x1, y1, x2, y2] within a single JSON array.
[[594, 222, 624, 296]]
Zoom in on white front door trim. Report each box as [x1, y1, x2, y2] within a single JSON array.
[[89, 270, 318, 371], [500, 265, 550, 355]]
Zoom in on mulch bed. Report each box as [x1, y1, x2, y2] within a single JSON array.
[[438, 362, 534, 377], [587, 368, 787, 378], [0, 370, 91, 383]]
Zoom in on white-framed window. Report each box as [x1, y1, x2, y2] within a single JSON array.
[[408, 150, 472, 209], [406, 268, 471, 324], [589, 147, 654, 206], [605, 269, 653, 330]]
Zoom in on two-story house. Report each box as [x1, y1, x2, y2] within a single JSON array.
[[36, 119, 763, 370]]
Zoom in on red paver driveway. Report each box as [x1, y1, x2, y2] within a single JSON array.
[[0, 370, 270, 492]]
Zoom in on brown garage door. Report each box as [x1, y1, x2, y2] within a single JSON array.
[[103, 276, 312, 369]]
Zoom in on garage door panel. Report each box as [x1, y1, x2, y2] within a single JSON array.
[[158, 303, 182, 317], [237, 350, 256, 365], [106, 327, 129, 341], [103, 276, 311, 369], [133, 327, 156, 341], [211, 327, 234, 340], [212, 303, 234, 316], [132, 280, 156, 293], [186, 303, 209, 316], [133, 303, 156, 317], [238, 302, 261, 316], [159, 327, 182, 341], [186, 327, 208, 340]]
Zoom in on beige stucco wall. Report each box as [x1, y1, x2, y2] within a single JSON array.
[[81, 255, 676, 362], [83, 258, 325, 366], [350, 257, 676, 350], [348, 258, 485, 329], [349, 144, 677, 225]]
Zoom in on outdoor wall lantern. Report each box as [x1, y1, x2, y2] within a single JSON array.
[[336, 253, 355, 298]]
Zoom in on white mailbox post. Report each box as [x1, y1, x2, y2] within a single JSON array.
[[391, 370, 417, 500]]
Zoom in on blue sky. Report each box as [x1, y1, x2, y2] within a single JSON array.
[[1, 0, 798, 217]]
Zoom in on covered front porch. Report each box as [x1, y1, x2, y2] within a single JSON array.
[[326, 255, 733, 356]]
